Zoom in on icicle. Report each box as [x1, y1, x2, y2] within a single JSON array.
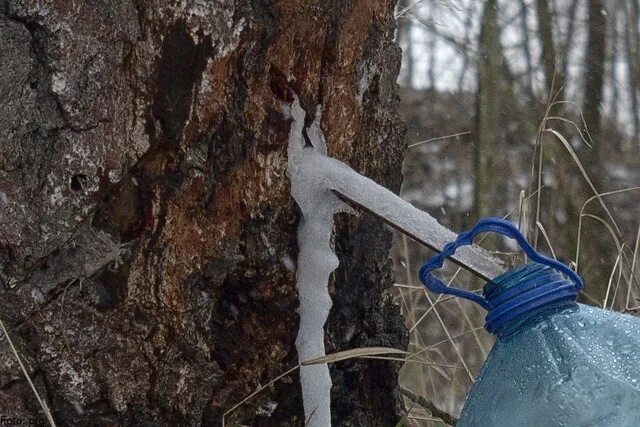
[[288, 96, 345, 426], [287, 93, 505, 426]]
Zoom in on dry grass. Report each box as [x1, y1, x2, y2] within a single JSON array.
[[392, 75, 640, 426], [394, 160, 639, 427], [0, 317, 57, 426]]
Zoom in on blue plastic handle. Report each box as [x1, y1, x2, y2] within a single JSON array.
[[418, 217, 583, 311]]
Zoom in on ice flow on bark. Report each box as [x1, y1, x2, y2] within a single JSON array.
[[287, 94, 505, 426], [288, 97, 344, 427]]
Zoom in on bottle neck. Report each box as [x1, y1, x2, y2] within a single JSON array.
[[483, 262, 579, 337]]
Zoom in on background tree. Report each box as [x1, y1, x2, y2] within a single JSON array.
[[397, 0, 415, 88], [536, 0, 560, 92], [0, 0, 407, 424], [474, 0, 513, 220], [581, 0, 607, 169]]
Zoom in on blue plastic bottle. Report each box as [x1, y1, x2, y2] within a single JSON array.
[[419, 218, 640, 426]]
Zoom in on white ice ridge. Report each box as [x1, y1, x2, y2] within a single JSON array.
[[288, 97, 345, 427], [287, 96, 505, 426]]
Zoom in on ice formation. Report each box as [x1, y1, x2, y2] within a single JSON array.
[[288, 97, 344, 426], [287, 94, 505, 426]]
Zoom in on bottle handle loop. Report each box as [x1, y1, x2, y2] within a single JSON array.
[[418, 217, 583, 310]]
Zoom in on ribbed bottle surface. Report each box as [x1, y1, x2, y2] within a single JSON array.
[[483, 262, 578, 338]]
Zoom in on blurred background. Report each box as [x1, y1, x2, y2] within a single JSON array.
[[390, 0, 640, 424]]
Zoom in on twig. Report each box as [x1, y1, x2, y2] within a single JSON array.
[[399, 386, 458, 426], [407, 131, 471, 148], [0, 317, 57, 426]]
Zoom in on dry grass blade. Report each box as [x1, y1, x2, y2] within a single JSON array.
[[455, 297, 488, 358], [408, 415, 445, 422], [517, 190, 528, 236], [603, 249, 623, 308], [536, 221, 557, 260], [395, 0, 427, 19], [407, 131, 471, 148], [517, 190, 529, 263], [548, 100, 595, 148], [546, 116, 593, 148], [400, 386, 459, 426], [363, 355, 465, 369], [609, 251, 625, 310], [302, 347, 408, 366], [575, 186, 640, 270], [625, 225, 640, 309], [399, 235, 417, 325], [222, 364, 300, 427], [224, 347, 410, 425], [407, 327, 485, 361], [529, 70, 565, 248], [0, 317, 57, 427], [533, 130, 545, 249], [545, 128, 620, 237], [422, 291, 474, 381], [409, 293, 444, 333], [394, 283, 425, 290], [580, 213, 622, 258]]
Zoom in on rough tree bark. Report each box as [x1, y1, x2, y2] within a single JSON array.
[[0, 0, 407, 425]]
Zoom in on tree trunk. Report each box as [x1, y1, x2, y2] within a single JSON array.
[[561, 0, 580, 82], [536, 0, 559, 93], [474, 0, 508, 220], [519, 0, 534, 92], [625, 1, 640, 145], [609, 6, 619, 130], [457, 1, 477, 91], [582, 0, 607, 166], [0, 1, 407, 425], [570, 0, 610, 299], [397, 0, 414, 87]]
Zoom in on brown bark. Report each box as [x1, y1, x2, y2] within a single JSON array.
[[0, 0, 407, 425]]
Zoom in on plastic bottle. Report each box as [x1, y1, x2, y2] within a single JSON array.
[[419, 218, 640, 426]]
